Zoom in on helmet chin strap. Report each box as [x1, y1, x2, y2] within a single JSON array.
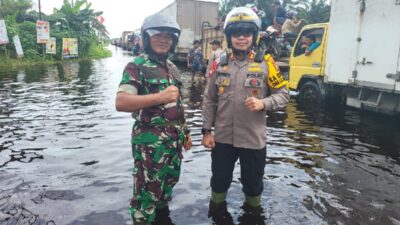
[[148, 50, 168, 63], [232, 48, 250, 59]]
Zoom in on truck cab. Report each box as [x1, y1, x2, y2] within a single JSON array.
[[288, 23, 329, 105], [288, 0, 400, 115]]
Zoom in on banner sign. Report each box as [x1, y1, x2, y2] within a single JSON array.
[[36, 20, 50, 44], [0, 20, 9, 44], [46, 37, 56, 54], [13, 35, 24, 57], [62, 38, 78, 59]]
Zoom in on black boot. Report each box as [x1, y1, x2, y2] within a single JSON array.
[[151, 206, 175, 225], [237, 203, 265, 225], [208, 201, 235, 225]]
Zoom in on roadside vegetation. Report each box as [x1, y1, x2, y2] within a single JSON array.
[[0, 0, 110, 70], [219, 0, 330, 25]]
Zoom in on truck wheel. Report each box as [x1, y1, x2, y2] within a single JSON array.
[[297, 81, 323, 107]]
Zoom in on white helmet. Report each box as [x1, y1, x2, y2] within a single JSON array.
[[223, 7, 261, 48]]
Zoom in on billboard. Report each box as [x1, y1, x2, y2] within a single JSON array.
[[0, 20, 9, 44], [62, 38, 78, 59], [46, 37, 56, 54], [36, 20, 50, 44], [13, 35, 24, 57]]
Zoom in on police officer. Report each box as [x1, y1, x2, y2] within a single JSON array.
[[116, 13, 192, 225], [201, 6, 290, 222]]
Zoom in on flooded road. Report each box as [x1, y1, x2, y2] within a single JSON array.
[[0, 47, 399, 225]]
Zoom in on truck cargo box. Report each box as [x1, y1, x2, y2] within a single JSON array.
[[326, 0, 400, 92]]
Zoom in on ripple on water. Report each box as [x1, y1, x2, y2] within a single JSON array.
[[0, 48, 399, 225]]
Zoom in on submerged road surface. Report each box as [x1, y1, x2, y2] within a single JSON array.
[[0, 47, 399, 225]]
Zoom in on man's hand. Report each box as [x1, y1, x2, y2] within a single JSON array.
[[158, 85, 180, 104], [184, 135, 192, 151], [245, 97, 265, 112], [202, 134, 215, 149]]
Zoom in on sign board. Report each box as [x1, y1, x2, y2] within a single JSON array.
[[36, 20, 50, 44], [13, 35, 24, 57], [0, 20, 9, 44], [62, 38, 78, 59], [46, 37, 56, 54]]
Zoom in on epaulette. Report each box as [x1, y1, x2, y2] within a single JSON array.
[[254, 49, 265, 63]]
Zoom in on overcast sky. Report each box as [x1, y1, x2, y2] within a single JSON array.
[[34, 0, 218, 38]]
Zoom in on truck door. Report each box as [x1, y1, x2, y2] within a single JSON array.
[[289, 26, 327, 90], [354, 0, 400, 90]]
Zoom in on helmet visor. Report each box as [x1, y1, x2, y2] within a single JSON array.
[[146, 29, 179, 39]]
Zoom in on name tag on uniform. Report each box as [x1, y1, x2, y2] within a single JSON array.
[[246, 73, 264, 79], [244, 77, 264, 99]]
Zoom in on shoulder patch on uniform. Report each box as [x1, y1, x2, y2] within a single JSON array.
[[264, 54, 288, 89]]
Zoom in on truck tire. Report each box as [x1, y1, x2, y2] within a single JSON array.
[[297, 81, 324, 107]]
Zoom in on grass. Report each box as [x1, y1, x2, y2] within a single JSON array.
[[0, 45, 112, 72]]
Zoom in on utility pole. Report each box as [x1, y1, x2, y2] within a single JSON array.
[[38, 0, 42, 20], [0, 0, 3, 19]]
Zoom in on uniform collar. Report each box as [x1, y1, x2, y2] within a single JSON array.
[[230, 50, 256, 68], [146, 53, 168, 67]]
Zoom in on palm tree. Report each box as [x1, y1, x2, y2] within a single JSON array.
[[295, 0, 330, 24]]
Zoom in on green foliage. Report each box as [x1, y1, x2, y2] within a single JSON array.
[[219, 0, 331, 27], [0, 0, 110, 66], [24, 48, 42, 60], [17, 21, 41, 56], [295, 0, 331, 23], [86, 42, 112, 58], [0, 0, 33, 22]]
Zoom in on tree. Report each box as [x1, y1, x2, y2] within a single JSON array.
[[48, 0, 107, 57], [295, 0, 330, 24], [0, 0, 33, 22], [218, 0, 331, 27]]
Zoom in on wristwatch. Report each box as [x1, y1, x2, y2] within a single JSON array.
[[201, 128, 212, 135]]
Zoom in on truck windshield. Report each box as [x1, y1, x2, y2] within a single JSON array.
[[294, 28, 324, 57]]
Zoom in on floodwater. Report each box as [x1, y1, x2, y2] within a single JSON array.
[[0, 47, 399, 225]]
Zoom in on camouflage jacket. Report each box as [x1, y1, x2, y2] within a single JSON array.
[[118, 54, 185, 126]]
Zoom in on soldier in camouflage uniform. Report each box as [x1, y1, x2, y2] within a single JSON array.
[[116, 13, 192, 225]]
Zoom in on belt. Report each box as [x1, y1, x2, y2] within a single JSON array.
[[136, 119, 185, 128]]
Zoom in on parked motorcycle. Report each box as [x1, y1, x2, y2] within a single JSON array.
[[258, 27, 281, 58], [258, 26, 297, 59]]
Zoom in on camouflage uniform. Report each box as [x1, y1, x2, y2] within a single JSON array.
[[118, 54, 186, 224]]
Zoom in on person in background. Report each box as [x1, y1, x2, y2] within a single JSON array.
[[201, 6, 290, 225], [187, 40, 205, 82], [210, 39, 223, 62], [133, 34, 141, 56], [273, 1, 286, 28], [115, 13, 192, 225], [305, 35, 321, 55], [282, 10, 304, 37], [206, 39, 223, 80], [301, 35, 319, 56]]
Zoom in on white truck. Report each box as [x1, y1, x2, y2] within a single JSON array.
[[158, 0, 219, 62], [289, 0, 400, 115]]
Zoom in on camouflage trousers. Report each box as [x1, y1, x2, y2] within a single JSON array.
[[129, 125, 184, 224]]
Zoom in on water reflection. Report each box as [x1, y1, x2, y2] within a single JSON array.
[[0, 47, 399, 225]]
